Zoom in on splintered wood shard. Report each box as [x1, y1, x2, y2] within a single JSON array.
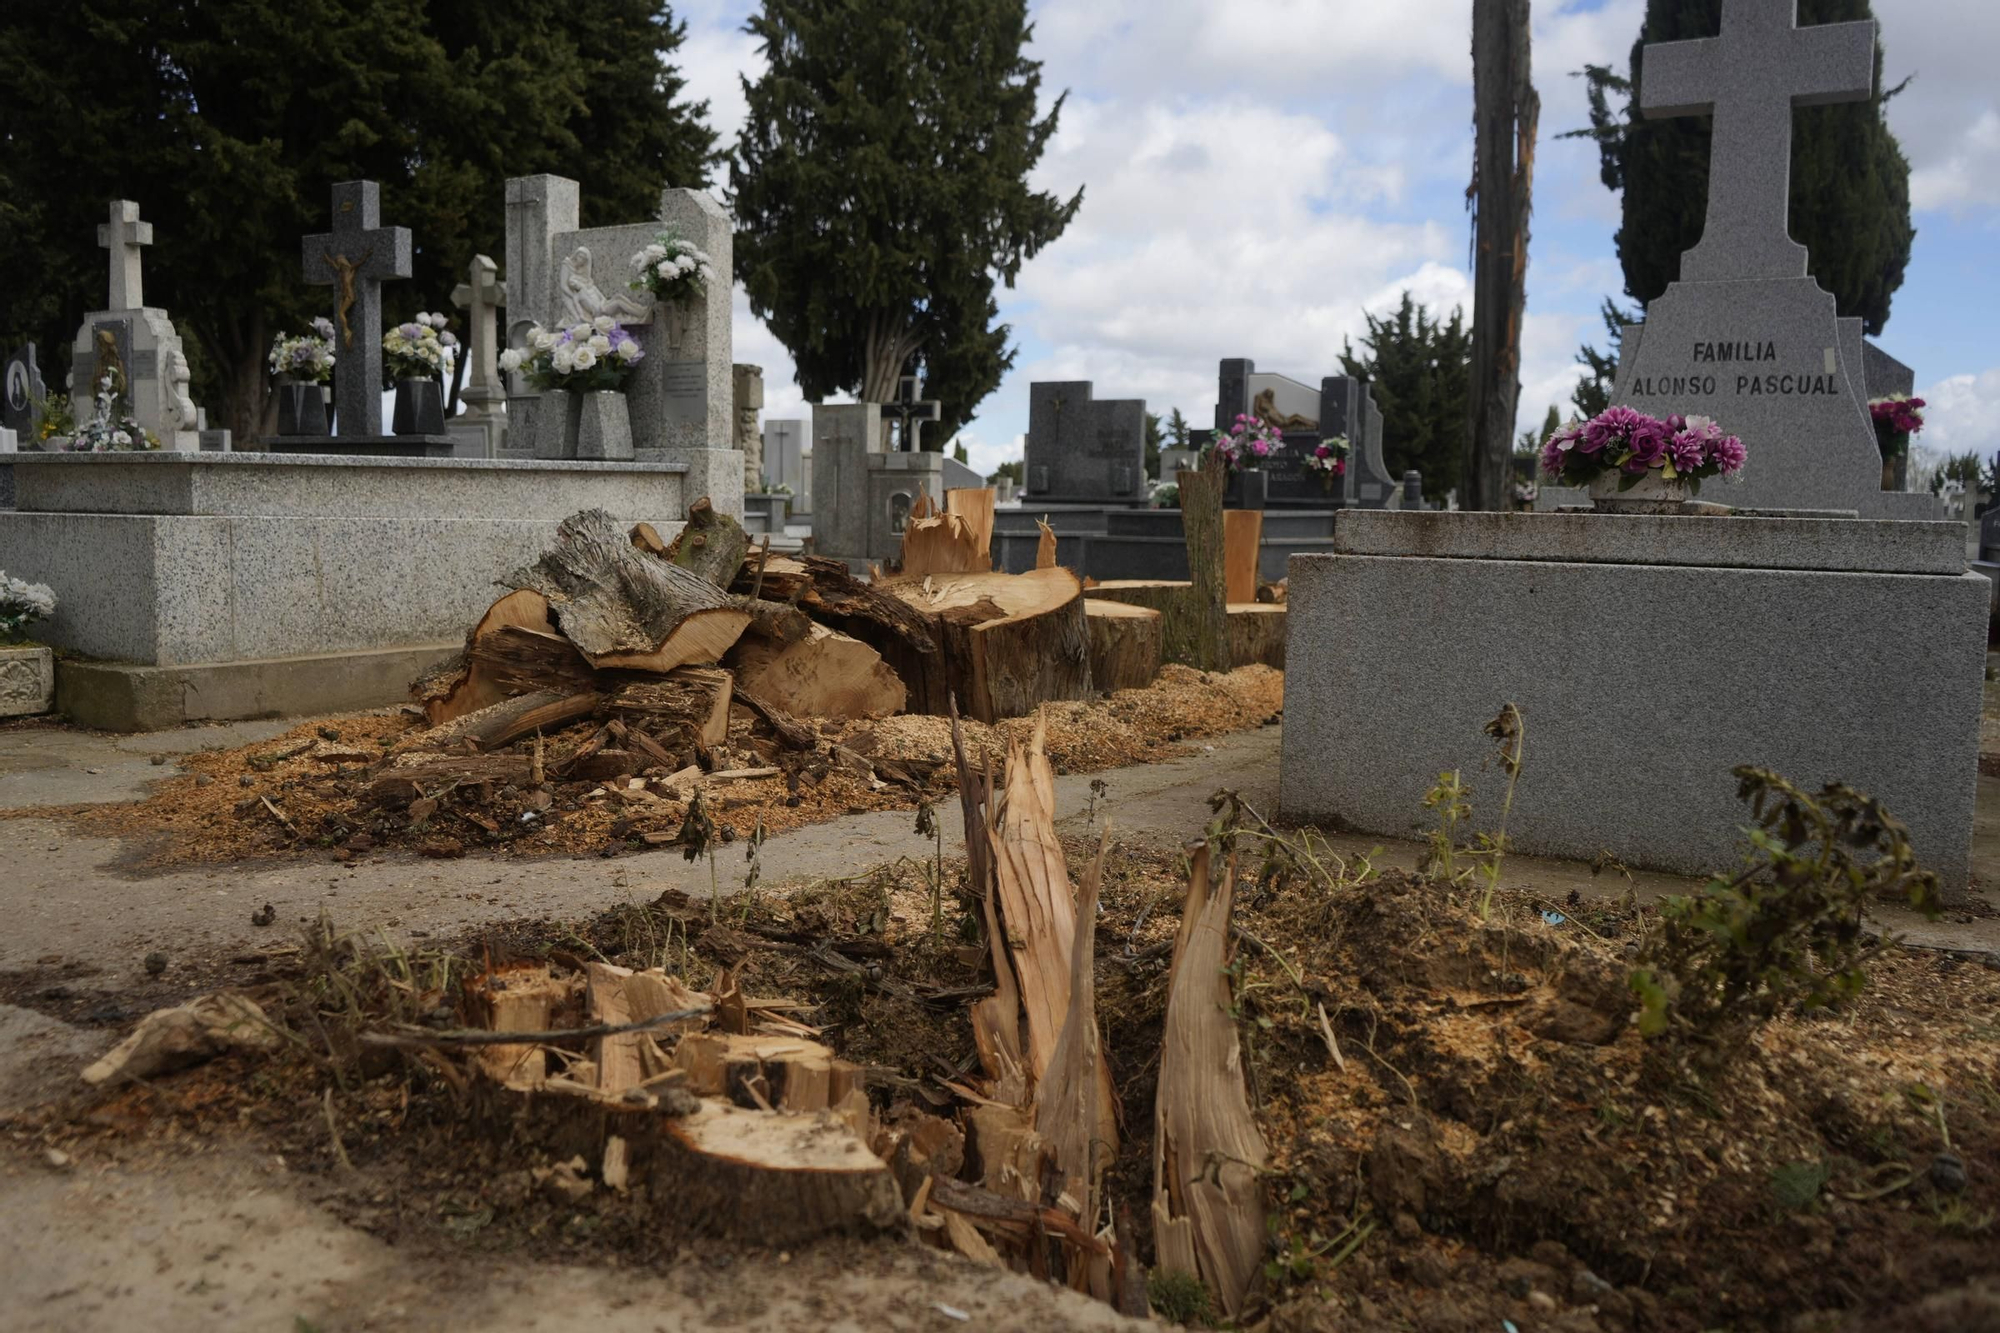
[[1152, 842, 1269, 1318], [1034, 825, 1117, 1226]]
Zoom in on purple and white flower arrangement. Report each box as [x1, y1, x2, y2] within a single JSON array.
[[1205, 413, 1284, 472], [501, 318, 646, 393], [382, 311, 457, 382], [267, 317, 337, 385], [1868, 393, 1925, 460], [64, 371, 158, 452], [630, 230, 716, 306], [1539, 406, 1745, 494]]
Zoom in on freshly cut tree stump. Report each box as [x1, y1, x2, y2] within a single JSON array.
[[659, 1100, 905, 1245], [1227, 602, 1287, 669], [726, 622, 906, 719], [1223, 509, 1264, 605], [468, 963, 578, 1090], [1083, 600, 1163, 693], [415, 588, 562, 725], [505, 508, 751, 674], [1086, 580, 1212, 669], [885, 568, 1090, 723], [674, 1031, 860, 1113]]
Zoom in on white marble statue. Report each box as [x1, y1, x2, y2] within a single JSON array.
[[558, 247, 653, 327]]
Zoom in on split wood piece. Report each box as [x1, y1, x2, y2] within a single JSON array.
[[663, 497, 751, 589], [884, 568, 1090, 723], [964, 1101, 1044, 1200], [1151, 841, 1269, 1319], [369, 754, 534, 804], [1034, 518, 1058, 570], [943, 1209, 1006, 1268], [947, 488, 997, 567], [414, 588, 560, 726], [673, 1031, 859, 1114], [899, 493, 990, 580], [726, 621, 906, 720], [661, 1099, 905, 1245], [1223, 509, 1264, 605], [1258, 576, 1288, 604], [1082, 600, 1163, 694], [733, 552, 939, 658], [1227, 601, 1288, 670], [629, 521, 670, 557], [929, 1174, 1110, 1256], [586, 962, 712, 1096], [605, 667, 733, 750], [729, 550, 809, 602], [950, 703, 1027, 1101], [1086, 580, 1210, 670], [505, 508, 752, 673], [1034, 827, 1117, 1226], [414, 689, 603, 755], [469, 963, 577, 1089], [875, 1110, 966, 1206], [733, 686, 817, 751], [736, 596, 814, 648], [1174, 461, 1232, 672], [80, 993, 279, 1086], [987, 714, 1078, 1082]]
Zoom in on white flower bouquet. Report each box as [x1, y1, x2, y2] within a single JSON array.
[[0, 569, 57, 643], [267, 317, 338, 384], [383, 312, 458, 382], [63, 370, 158, 452], [629, 230, 715, 306], [500, 318, 645, 393]]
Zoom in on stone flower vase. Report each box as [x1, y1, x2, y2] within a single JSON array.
[[1588, 469, 1689, 514], [274, 382, 330, 436], [391, 379, 446, 436], [1232, 467, 1269, 511], [534, 390, 634, 461], [0, 643, 55, 718]]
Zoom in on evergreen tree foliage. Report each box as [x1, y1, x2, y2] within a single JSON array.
[[1143, 410, 1162, 479], [1569, 0, 1913, 334], [0, 0, 715, 437], [1338, 293, 1472, 501], [730, 0, 1081, 448], [1164, 408, 1191, 451]]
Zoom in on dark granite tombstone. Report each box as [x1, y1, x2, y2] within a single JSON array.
[[1023, 380, 1146, 503], [3, 344, 47, 440]]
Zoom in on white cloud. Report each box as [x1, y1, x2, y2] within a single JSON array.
[[679, 24, 763, 156], [1918, 367, 2000, 456], [1909, 110, 2000, 214]]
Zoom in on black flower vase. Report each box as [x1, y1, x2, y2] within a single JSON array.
[[392, 379, 445, 436], [275, 383, 330, 436]]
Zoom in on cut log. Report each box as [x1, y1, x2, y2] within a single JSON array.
[[414, 689, 602, 754], [1083, 599, 1163, 693], [1227, 602, 1287, 670], [659, 1099, 905, 1245], [629, 520, 670, 557], [1223, 509, 1264, 605], [1151, 842, 1268, 1319], [727, 621, 906, 720], [1035, 828, 1116, 1222], [673, 1031, 860, 1113], [664, 496, 751, 588], [1175, 462, 1231, 672], [369, 754, 535, 804], [884, 568, 1090, 723], [469, 963, 577, 1090], [734, 553, 938, 657], [505, 508, 752, 673], [415, 588, 561, 725], [605, 667, 734, 749], [737, 596, 814, 648], [733, 687, 818, 751], [1034, 518, 1058, 570]]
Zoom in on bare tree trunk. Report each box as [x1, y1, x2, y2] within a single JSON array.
[[1176, 455, 1230, 673], [1466, 0, 1539, 512]]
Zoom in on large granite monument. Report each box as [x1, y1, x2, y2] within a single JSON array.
[[1612, 0, 1930, 518], [811, 401, 942, 567], [69, 202, 201, 452], [1023, 380, 1146, 504]]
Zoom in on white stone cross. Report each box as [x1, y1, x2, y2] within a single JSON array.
[[451, 254, 509, 407], [97, 201, 153, 311], [1641, 0, 1875, 283]]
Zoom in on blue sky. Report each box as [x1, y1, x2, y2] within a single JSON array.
[[674, 0, 2000, 478]]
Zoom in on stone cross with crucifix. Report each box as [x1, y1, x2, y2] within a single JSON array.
[[882, 374, 942, 453], [1641, 0, 1875, 282], [98, 201, 153, 312], [451, 255, 508, 422], [302, 181, 412, 437]]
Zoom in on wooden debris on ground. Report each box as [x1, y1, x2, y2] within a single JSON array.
[[80, 993, 280, 1086], [1151, 838, 1269, 1318]]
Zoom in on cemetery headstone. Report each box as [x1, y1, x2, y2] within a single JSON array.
[[301, 181, 413, 441], [447, 254, 509, 457], [811, 401, 942, 564], [882, 375, 942, 453], [3, 344, 47, 442], [68, 202, 202, 451], [762, 419, 807, 494], [1023, 380, 1145, 503], [1611, 1, 1929, 517]]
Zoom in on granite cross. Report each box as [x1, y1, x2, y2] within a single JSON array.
[[1641, 0, 1875, 283], [302, 181, 413, 437], [883, 374, 941, 453], [450, 254, 509, 413], [97, 201, 153, 311]]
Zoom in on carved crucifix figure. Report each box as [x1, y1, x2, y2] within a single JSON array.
[[1640, 0, 1875, 283], [881, 373, 942, 453], [302, 181, 412, 437]]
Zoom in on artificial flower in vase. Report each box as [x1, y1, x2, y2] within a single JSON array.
[[1207, 413, 1285, 510], [1308, 434, 1350, 495], [1868, 394, 1925, 491], [63, 370, 160, 452], [384, 312, 457, 435], [629, 230, 716, 358], [269, 317, 337, 436], [503, 318, 646, 460], [1539, 406, 1746, 514]]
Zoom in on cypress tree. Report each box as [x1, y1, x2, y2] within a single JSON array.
[[1339, 293, 1472, 501], [1572, 0, 1913, 334]]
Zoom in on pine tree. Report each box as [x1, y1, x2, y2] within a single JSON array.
[[1143, 411, 1163, 479], [1569, 0, 1913, 333], [731, 0, 1081, 447], [1164, 408, 1191, 450], [0, 0, 715, 439], [1339, 293, 1472, 501]]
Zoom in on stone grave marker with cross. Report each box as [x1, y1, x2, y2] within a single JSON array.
[[1023, 380, 1146, 504], [301, 181, 413, 440], [445, 254, 508, 457], [881, 375, 942, 454], [1611, 0, 1931, 517], [67, 201, 201, 451]]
